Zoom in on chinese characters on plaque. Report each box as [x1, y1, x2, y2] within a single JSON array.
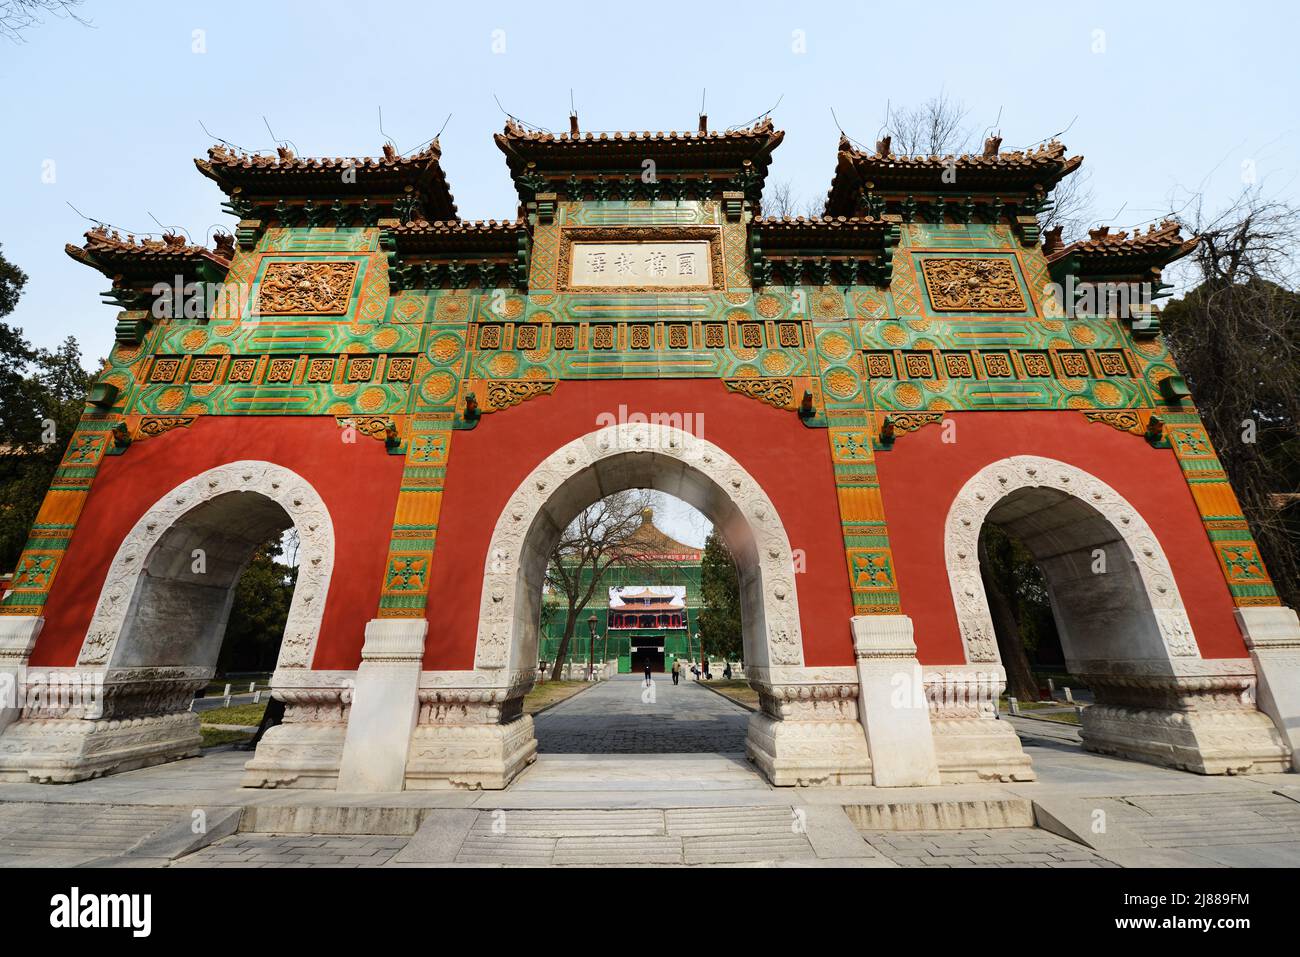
[[568, 240, 712, 289]]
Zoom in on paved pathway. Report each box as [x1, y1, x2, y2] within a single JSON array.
[[533, 674, 749, 754], [1, 676, 1298, 868], [860, 828, 1119, 868]]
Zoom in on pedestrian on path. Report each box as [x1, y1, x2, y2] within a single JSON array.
[[643, 660, 652, 686], [671, 659, 680, 686]]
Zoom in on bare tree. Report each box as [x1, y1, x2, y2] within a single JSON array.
[[760, 180, 826, 219], [761, 180, 798, 218], [1040, 167, 1095, 243], [543, 490, 661, 679], [0, 0, 88, 42], [1161, 185, 1300, 607], [882, 93, 975, 157]]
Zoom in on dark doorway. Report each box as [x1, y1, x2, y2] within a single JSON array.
[[630, 639, 665, 673]]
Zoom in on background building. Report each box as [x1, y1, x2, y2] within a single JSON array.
[[539, 507, 702, 674]]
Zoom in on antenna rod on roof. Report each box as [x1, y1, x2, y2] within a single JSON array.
[[198, 120, 254, 155], [699, 88, 707, 133], [378, 105, 401, 153], [262, 116, 299, 157], [978, 106, 1004, 154], [148, 212, 193, 244], [726, 95, 782, 133], [67, 202, 156, 240]]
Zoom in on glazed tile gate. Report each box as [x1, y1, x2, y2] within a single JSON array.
[[1, 119, 1297, 790]]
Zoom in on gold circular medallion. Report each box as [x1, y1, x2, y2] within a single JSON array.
[[762, 351, 790, 374], [1094, 382, 1121, 406], [820, 333, 851, 358], [894, 383, 923, 408], [827, 369, 859, 397]]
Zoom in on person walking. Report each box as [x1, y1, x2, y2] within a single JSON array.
[[643, 660, 652, 687], [671, 658, 680, 686], [723, 661, 732, 680]]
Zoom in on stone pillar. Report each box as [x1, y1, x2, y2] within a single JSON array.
[[336, 619, 425, 792], [851, 615, 941, 786], [0, 617, 42, 735], [1237, 606, 1300, 771]]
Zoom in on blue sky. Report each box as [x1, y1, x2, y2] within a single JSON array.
[[3, 0, 1296, 364]]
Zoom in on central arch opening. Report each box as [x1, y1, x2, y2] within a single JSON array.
[[532, 489, 751, 756], [466, 428, 817, 789]]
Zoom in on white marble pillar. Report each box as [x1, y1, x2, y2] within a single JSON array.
[[1237, 606, 1300, 771], [336, 618, 426, 792], [0, 617, 42, 735], [852, 615, 941, 786]]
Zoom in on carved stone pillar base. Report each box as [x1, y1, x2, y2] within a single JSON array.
[[1080, 665, 1291, 775], [242, 681, 352, 789], [930, 716, 1036, 782], [0, 712, 201, 784], [744, 668, 873, 787], [924, 668, 1036, 783], [0, 666, 205, 783], [0, 616, 43, 736], [402, 672, 538, 790], [1237, 606, 1300, 771]]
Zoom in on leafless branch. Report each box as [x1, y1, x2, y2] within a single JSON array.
[[0, 0, 89, 43]]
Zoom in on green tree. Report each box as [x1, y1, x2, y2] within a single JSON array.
[[0, 245, 93, 572], [979, 524, 1058, 701], [698, 532, 742, 665], [218, 533, 299, 674]]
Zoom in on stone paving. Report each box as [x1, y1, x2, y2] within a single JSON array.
[[860, 828, 1120, 868], [533, 674, 749, 754], [171, 834, 409, 868], [0, 802, 193, 868], [0, 674, 1297, 867]]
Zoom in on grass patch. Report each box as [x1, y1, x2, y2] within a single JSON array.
[[201, 727, 255, 748], [705, 679, 759, 709], [1024, 710, 1082, 726], [199, 702, 267, 727], [523, 680, 590, 714]]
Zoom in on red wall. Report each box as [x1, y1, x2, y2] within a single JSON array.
[[873, 411, 1247, 664], [425, 379, 855, 670], [29, 416, 403, 669]]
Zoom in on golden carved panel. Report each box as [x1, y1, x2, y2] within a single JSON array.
[[257, 261, 359, 316], [920, 258, 1026, 312]]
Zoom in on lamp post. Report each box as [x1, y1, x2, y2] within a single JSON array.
[[587, 614, 598, 681]]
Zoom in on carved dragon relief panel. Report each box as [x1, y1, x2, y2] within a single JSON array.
[[257, 261, 359, 315], [920, 257, 1026, 312]]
